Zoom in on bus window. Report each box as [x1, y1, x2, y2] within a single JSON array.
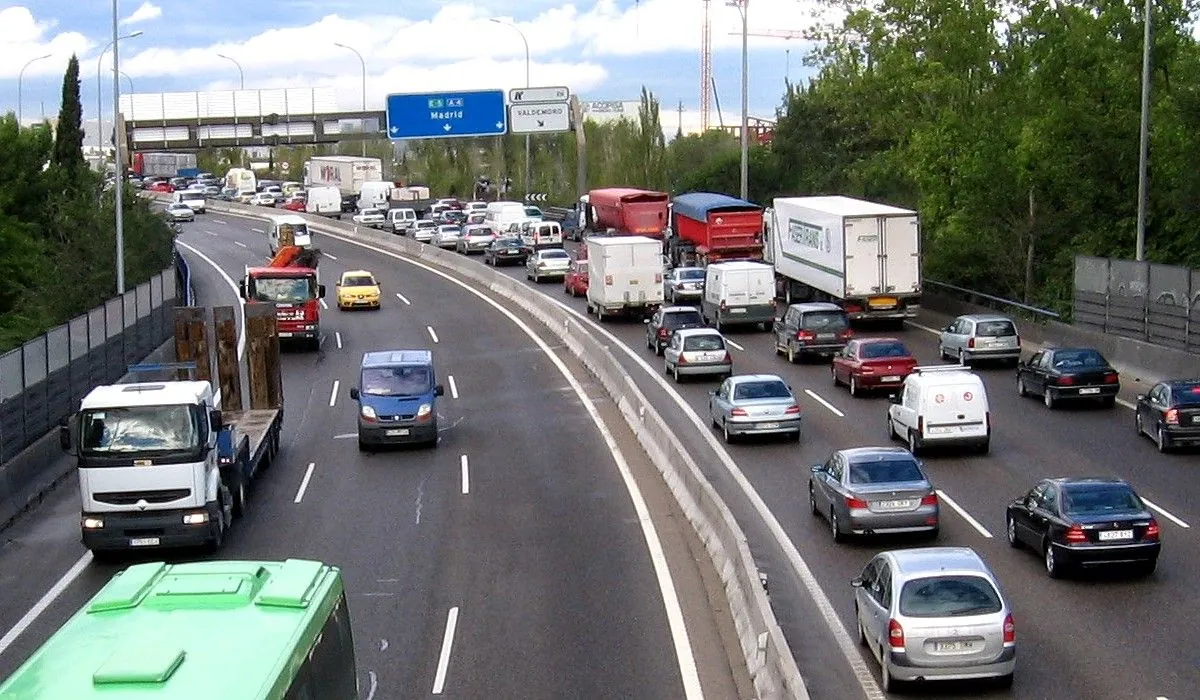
[[285, 593, 358, 700]]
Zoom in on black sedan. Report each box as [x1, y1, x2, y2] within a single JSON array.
[[1005, 477, 1160, 578], [483, 237, 527, 266], [1016, 347, 1120, 408], [1135, 378, 1200, 452]]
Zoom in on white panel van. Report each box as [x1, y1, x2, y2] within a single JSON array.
[[887, 366, 990, 455], [702, 261, 776, 331]]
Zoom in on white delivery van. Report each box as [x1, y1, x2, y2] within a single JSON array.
[[887, 366, 990, 455], [358, 181, 392, 211], [484, 201, 529, 234], [701, 261, 776, 331], [585, 236, 664, 320], [305, 186, 342, 218], [519, 221, 562, 250], [267, 214, 312, 256], [387, 208, 417, 234], [173, 189, 207, 213]]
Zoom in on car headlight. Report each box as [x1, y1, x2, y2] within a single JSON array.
[[416, 403, 432, 417], [361, 405, 377, 419]]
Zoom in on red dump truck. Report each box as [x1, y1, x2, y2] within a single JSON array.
[[666, 192, 764, 267], [239, 228, 326, 351], [584, 188, 670, 238]]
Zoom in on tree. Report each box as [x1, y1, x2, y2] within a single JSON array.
[[52, 54, 85, 177]]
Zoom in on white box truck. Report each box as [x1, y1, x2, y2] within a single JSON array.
[[701, 261, 777, 331], [305, 156, 383, 197], [764, 195, 921, 321], [586, 236, 665, 321]]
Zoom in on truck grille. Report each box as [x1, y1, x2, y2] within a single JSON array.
[[94, 489, 191, 506]]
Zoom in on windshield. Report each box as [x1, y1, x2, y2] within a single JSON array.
[[416, 221, 435, 229], [899, 575, 1002, 618], [1172, 382, 1200, 405], [801, 311, 849, 330], [361, 367, 432, 397], [677, 268, 706, 280], [439, 226, 459, 233], [683, 335, 725, 351], [1061, 485, 1143, 515], [1052, 349, 1107, 369], [541, 250, 570, 260], [733, 381, 791, 400], [976, 320, 1016, 337], [497, 237, 522, 247], [181, 192, 204, 200], [664, 311, 704, 328], [253, 277, 316, 303], [80, 406, 199, 454], [860, 341, 911, 359], [847, 458, 924, 484], [342, 276, 375, 287]]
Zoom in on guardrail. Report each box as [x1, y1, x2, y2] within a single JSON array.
[[924, 279, 1061, 321], [204, 199, 809, 699]]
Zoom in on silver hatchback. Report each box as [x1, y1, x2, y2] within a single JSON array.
[[938, 314, 1021, 366], [809, 447, 939, 542], [852, 547, 1015, 692], [708, 374, 801, 443], [664, 328, 732, 382]]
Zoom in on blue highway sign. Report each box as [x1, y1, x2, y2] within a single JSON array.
[[385, 90, 507, 140]]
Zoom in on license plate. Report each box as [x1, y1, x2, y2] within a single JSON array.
[[817, 333, 835, 340], [934, 640, 975, 652], [757, 422, 780, 429], [868, 296, 897, 308], [278, 332, 294, 337], [130, 537, 160, 547], [1098, 529, 1133, 541], [730, 308, 746, 313], [883, 375, 901, 382], [1079, 387, 1100, 395], [385, 429, 410, 437], [877, 499, 915, 510], [928, 426, 956, 435]]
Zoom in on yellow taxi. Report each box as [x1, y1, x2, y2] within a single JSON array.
[[335, 270, 382, 310]]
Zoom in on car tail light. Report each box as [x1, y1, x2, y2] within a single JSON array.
[[1015, 335, 1021, 347], [968, 337, 976, 348], [659, 328, 669, 338], [1003, 614, 1016, 644], [605, 275, 613, 285], [730, 408, 748, 416], [920, 493, 938, 506], [1104, 372, 1119, 384], [1065, 525, 1087, 543], [678, 353, 689, 364], [784, 405, 801, 414], [796, 330, 815, 341], [840, 330, 854, 340], [655, 272, 663, 283], [1165, 408, 1179, 425], [1145, 519, 1160, 540], [845, 303, 863, 314], [846, 496, 869, 509], [720, 300, 728, 310], [916, 416, 924, 434], [887, 619, 905, 648], [1057, 376, 1075, 386], [986, 411, 991, 432]]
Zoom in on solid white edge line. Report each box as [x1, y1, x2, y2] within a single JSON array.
[[251, 227, 264, 233], [309, 228, 706, 700], [448, 375, 459, 399], [427, 326, 439, 343], [335, 331, 343, 349], [460, 455, 470, 495], [329, 380, 340, 408], [319, 298, 328, 310], [1142, 498, 1190, 529], [803, 389, 845, 418], [294, 462, 316, 504], [212, 219, 227, 225], [324, 253, 338, 260], [431, 606, 459, 694], [723, 337, 745, 351], [934, 489, 994, 538], [396, 292, 412, 305], [0, 552, 93, 657]]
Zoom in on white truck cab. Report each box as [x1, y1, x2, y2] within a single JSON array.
[[887, 366, 991, 455]]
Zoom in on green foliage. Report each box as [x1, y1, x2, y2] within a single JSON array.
[[52, 55, 86, 178], [0, 63, 176, 353]]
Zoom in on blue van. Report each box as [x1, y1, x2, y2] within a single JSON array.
[[349, 350, 444, 450]]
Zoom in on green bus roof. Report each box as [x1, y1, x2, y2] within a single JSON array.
[[0, 559, 343, 699]]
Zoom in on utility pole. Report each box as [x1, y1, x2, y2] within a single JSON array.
[[1135, 0, 1152, 261], [677, 100, 684, 135]]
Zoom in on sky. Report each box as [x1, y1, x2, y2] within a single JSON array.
[[0, 0, 832, 142]]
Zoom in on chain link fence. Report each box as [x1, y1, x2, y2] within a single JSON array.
[[1073, 255, 1200, 353], [0, 260, 183, 463]]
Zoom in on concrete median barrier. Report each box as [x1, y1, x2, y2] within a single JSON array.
[[205, 200, 810, 698]]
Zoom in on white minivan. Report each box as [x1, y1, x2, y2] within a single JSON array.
[[306, 186, 342, 218], [386, 207, 417, 234], [357, 181, 392, 211], [267, 214, 312, 256], [887, 366, 991, 455], [701, 261, 776, 331], [484, 201, 528, 234]]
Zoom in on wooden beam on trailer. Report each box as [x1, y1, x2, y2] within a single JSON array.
[[212, 306, 243, 412], [172, 306, 212, 384], [244, 304, 283, 410]]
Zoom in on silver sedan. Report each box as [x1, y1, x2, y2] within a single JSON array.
[[707, 374, 801, 443], [664, 266, 706, 303], [525, 248, 572, 282], [809, 446, 939, 543], [432, 225, 462, 249], [664, 328, 732, 382]]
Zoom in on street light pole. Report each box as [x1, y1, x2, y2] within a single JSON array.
[[334, 43, 368, 157], [1135, 0, 1152, 262], [97, 30, 143, 157], [732, 0, 750, 200], [18, 54, 52, 125], [216, 53, 245, 89], [491, 18, 532, 198]]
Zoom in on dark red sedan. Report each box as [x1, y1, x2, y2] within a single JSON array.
[[564, 258, 588, 297], [831, 337, 918, 397]]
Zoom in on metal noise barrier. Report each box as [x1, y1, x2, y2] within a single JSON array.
[[198, 198, 810, 698]]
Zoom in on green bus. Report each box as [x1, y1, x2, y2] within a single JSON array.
[[0, 559, 358, 699]]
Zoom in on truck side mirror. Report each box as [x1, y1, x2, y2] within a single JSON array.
[[349, 387, 360, 401], [434, 384, 445, 397], [238, 280, 248, 299], [58, 424, 72, 452], [318, 284, 326, 298], [209, 409, 223, 430]]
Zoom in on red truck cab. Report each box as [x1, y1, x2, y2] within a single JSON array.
[[585, 188, 670, 238], [668, 192, 764, 267], [241, 266, 325, 350]]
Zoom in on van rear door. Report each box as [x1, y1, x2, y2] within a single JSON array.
[[923, 381, 988, 438]]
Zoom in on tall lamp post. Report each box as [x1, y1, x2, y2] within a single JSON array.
[[97, 30, 143, 156], [18, 54, 52, 125], [1135, 0, 1152, 262], [334, 42, 368, 157], [727, 0, 749, 201], [108, 5, 143, 296], [490, 18, 532, 197], [216, 53, 245, 89]]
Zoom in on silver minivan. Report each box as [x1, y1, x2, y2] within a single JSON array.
[[852, 547, 1015, 692], [938, 314, 1021, 366]]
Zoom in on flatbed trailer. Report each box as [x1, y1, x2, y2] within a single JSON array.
[[217, 407, 283, 512]]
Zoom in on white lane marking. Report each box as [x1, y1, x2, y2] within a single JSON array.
[[319, 298, 328, 310], [1142, 498, 1190, 529], [333, 433, 356, 439], [427, 326, 439, 343], [251, 227, 264, 233], [1116, 397, 1136, 410], [0, 552, 93, 657], [365, 671, 378, 700], [335, 331, 343, 349], [448, 375, 459, 399], [308, 228, 706, 700], [234, 241, 247, 248], [172, 241, 248, 405], [431, 607, 460, 694], [935, 489, 993, 538], [395, 292, 411, 305], [294, 462, 316, 503], [804, 389, 845, 418], [723, 337, 745, 351], [329, 380, 340, 408], [324, 253, 338, 261], [212, 219, 228, 225], [460, 455, 470, 495], [205, 230, 218, 236]]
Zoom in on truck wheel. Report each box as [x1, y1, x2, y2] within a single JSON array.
[[230, 472, 248, 519], [205, 495, 228, 553]]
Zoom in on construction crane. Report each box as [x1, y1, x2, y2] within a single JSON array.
[[700, 0, 713, 131]]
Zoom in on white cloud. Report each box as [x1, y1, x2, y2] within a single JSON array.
[[0, 6, 92, 81], [121, 2, 162, 25]]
